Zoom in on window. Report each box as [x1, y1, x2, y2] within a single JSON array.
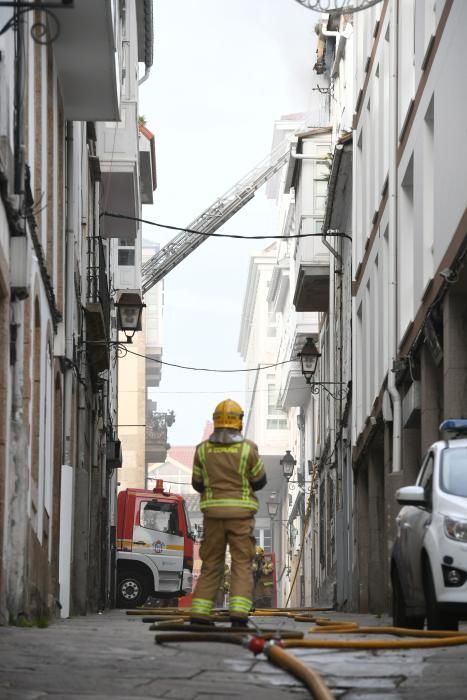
[[118, 249, 135, 266], [441, 448, 467, 498], [254, 527, 272, 553], [267, 311, 277, 337], [266, 374, 287, 430], [140, 501, 178, 534], [313, 178, 328, 213], [418, 453, 434, 504], [266, 418, 287, 430]]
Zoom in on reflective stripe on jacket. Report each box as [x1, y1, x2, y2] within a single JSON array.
[[192, 439, 265, 517]]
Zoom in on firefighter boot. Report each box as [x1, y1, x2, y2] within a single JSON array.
[[230, 617, 249, 629], [190, 617, 215, 627]]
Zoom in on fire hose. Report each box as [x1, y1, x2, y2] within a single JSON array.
[[142, 609, 467, 700]]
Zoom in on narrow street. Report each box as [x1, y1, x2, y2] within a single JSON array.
[[1, 610, 467, 699], [2, 4, 467, 699]]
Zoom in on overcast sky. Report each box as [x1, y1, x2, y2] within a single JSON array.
[[139, 0, 316, 446]]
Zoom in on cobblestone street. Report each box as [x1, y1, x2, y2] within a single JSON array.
[[1, 610, 467, 699]]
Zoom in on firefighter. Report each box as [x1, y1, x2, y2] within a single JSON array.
[[190, 399, 266, 627]]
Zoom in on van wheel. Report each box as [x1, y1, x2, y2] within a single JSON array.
[[391, 567, 424, 629], [423, 562, 458, 631], [116, 571, 150, 609]]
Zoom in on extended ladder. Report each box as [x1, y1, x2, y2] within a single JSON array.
[[141, 140, 291, 295]]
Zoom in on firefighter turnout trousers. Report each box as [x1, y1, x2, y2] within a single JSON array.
[[191, 515, 256, 621]]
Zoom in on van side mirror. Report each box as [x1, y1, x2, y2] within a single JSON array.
[[396, 485, 427, 507]]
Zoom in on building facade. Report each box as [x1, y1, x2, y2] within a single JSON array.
[[351, 0, 467, 613], [240, 0, 467, 616], [0, 0, 153, 623]]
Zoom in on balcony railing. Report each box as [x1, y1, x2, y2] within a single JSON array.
[[85, 236, 110, 374]]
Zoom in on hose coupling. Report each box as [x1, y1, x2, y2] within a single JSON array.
[[247, 636, 266, 655], [264, 638, 285, 652]]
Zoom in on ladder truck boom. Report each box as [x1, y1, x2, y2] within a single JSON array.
[[141, 140, 290, 295]]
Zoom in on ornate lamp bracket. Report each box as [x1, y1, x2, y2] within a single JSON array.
[[0, 1, 73, 44], [308, 381, 350, 400], [293, 0, 383, 14]]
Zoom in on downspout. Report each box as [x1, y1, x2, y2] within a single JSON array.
[[387, 1, 402, 473], [59, 121, 76, 619], [13, 1, 24, 194], [138, 65, 151, 86], [320, 21, 339, 39], [138, 0, 153, 86], [64, 122, 74, 467], [321, 143, 344, 265]]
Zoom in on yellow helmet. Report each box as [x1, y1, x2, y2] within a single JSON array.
[[213, 399, 244, 431]]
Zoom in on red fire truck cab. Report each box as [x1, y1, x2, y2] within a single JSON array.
[[116, 480, 194, 608]]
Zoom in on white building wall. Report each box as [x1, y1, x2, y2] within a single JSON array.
[[239, 247, 289, 454], [353, 0, 467, 444]]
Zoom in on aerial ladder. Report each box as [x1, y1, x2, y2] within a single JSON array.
[[141, 139, 291, 295]]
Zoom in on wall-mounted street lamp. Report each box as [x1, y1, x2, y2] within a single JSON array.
[[267, 499, 280, 518], [280, 450, 297, 481], [115, 290, 145, 344], [297, 336, 350, 400]]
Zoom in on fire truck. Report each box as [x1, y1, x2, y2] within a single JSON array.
[[116, 480, 194, 608]]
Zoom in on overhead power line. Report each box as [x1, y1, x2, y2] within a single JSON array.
[[122, 346, 295, 373], [101, 211, 352, 241]]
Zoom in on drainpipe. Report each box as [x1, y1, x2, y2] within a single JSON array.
[[138, 66, 151, 86], [320, 15, 339, 39], [59, 121, 76, 618], [138, 0, 153, 86], [64, 122, 74, 466], [328, 245, 336, 456], [321, 143, 344, 265], [387, 0, 402, 473]]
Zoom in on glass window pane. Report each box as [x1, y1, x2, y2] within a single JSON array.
[[118, 249, 135, 266], [140, 501, 178, 533], [441, 448, 467, 497]]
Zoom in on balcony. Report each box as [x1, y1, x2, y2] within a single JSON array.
[[139, 123, 157, 204], [98, 103, 140, 240], [146, 346, 162, 388], [85, 238, 111, 374], [277, 315, 319, 408], [146, 411, 170, 464], [292, 216, 329, 312], [53, 0, 119, 121], [267, 260, 289, 314], [293, 265, 330, 312]]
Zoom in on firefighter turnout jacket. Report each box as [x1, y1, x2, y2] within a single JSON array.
[[190, 435, 266, 622], [192, 438, 266, 519]]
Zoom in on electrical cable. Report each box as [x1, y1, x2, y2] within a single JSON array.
[[122, 345, 295, 373], [100, 211, 352, 241], [121, 388, 274, 395]]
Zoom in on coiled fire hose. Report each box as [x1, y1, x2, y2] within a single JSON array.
[[129, 607, 467, 699]]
